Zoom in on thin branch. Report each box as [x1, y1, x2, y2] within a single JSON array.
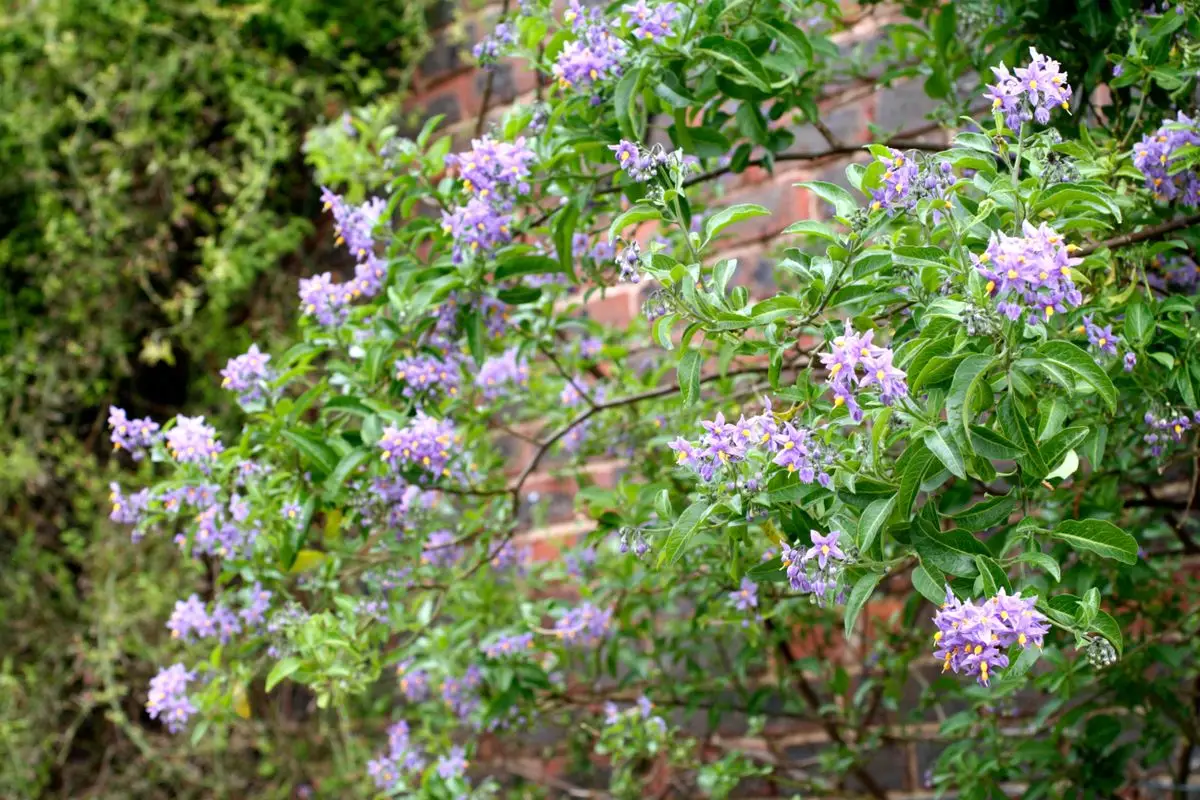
[[473, 0, 511, 138], [763, 616, 890, 800], [1080, 212, 1200, 257]]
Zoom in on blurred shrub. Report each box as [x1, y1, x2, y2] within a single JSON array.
[[0, 1, 429, 795]]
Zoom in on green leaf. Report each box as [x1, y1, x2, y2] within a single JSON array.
[[281, 430, 339, 478], [795, 180, 857, 217], [324, 448, 371, 496], [969, 425, 1025, 459], [895, 441, 935, 519], [614, 67, 645, 141], [1051, 519, 1138, 564], [497, 286, 542, 305], [265, 657, 302, 692], [781, 219, 837, 241], [288, 549, 326, 574], [844, 572, 882, 637], [1018, 551, 1061, 582], [696, 35, 772, 91], [975, 555, 1011, 594], [1125, 300, 1154, 347], [702, 203, 770, 248], [912, 527, 988, 576], [657, 500, 716, 567], [1035, 341, 1117, 412], [760, 17, 812, 67], [912, 563, 946, 605], [608, 203, 661, 242], [494, 255, 562, 282], [1046, 595, 1122, 655], [746, 556, 788, 583], [923, 428, 966, 480], [952, 493, 1017, 532], [858, 495, 896, 554], [678, 349, 702, 405], [946, 354, 993, 444], [999, 397, 1049, 478]]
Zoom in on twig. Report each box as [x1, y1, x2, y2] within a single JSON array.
[[1080, 212, 1200, 257], [763, 616, 890, 800], [473, 0, 512, 137]]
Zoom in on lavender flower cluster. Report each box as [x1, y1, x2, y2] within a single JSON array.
[[367, 721, 428, 792], [984, 47, 1072, 129], [442, 136, 536, 263], [146, 663, 198, 733], [622, 0, 680, 42], [819, 323, 908, 421], [669, 401, 832, 486], [472, 22, 515, 68], [973, 221, 1082, 323], [1133, 112, 1200, 206], [604, 694, 667, 733], [554, 0, 628, 89], [1143, 410, 1199, 456], [609, 140, 669, 182], [108, 406, 160, 459], [165, 415, 224, 468], [220, 344, 274, 404], [780, 531, 847, 606], [869, 149, 920, 212], [554, 602, 614, 647], [394, 352, 463, 400], [932, 588, 1049, 687], [379, 412, 461, 480], [299, 191, 390, 325], [166, 584, 273, 644], [476, 348, 530, 400]]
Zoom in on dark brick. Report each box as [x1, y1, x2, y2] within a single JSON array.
[[853, 744, 912, 792], [420, 28, 466, 78], [477, 62, 517, 107], [791, 103, 866, 151], [425, 0, 455, 29], [875, 79, 941, 136], [423, 93, 462, 128]]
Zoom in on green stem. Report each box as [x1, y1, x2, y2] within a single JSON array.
[[1012, 122, 1027, 230]]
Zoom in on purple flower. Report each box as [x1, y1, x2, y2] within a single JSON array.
[[436, 746, 469, 780], [1124, 351, 1137, 372], [473, 22, 515, 67], [109, 483, 150, 528], [609, 140, 670, 182], [146, 664, 197, 733], [421, 529, 463, 568], [780, 531, 847, 605], [396, 660, 432, 703], [394, 353, 463, 400], [165, 415, 224, 467], [933, 588, 1049, 686], [441, 197, 514, 263], [379, 413, 460, 480], [476, 349, 530, 399], [1081, 315, 1119, 356], [240, 583, 272, 627], [108, 406, 160, 459], [484, 632, 534, 658], [1112, 63, 1124, 78], [973, 221, 1082, 323], [730, 577, 758, 611], [322, 188, 387, 261], [554, 602, 613, 647], [221, 344, 273, 403], [368, 721, 427, 791], [554, 2, 628, 88], [622, 0, 680, 42], [819, 322, 908, 415], [870, 149, 920, 212], [446, 135, 535, 199], [1134, 112, 1200, 206], [985, 48, 1072, 129], [167, 594, 214, 641], [442, 665, 483, 718], [617, 241, 642, 283], [210, 605, 243, 644], [771, 423, 832, 486]]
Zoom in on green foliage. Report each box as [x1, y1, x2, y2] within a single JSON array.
[[0, 0, 430, 795]]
